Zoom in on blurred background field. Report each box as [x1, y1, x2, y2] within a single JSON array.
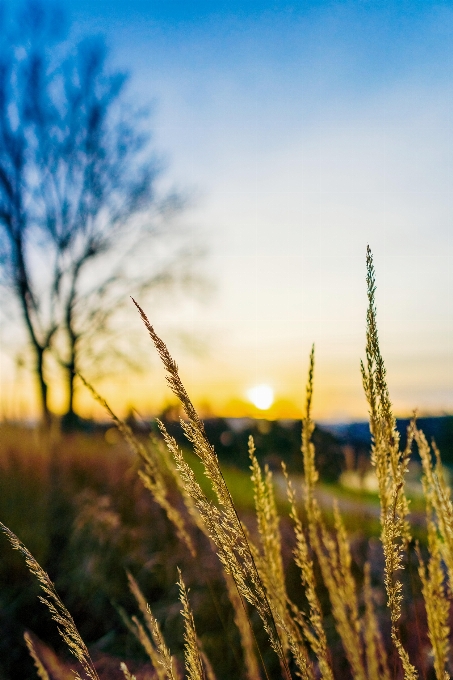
[[1, 413, 452, 679]]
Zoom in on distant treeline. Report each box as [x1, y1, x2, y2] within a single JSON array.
[[324, 415, 453, 466], [155, 414, 453, 481], [156, 417, 344, 482]]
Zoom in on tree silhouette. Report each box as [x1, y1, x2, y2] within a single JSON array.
[[0, 2, 196, 426]]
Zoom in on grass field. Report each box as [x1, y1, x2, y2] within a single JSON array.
[[0, 418, 437, 680]]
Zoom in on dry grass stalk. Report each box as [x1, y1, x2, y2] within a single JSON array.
[[223, 571, 261, 680], [248, 436, 314, 679], [24, 632, 51, 680], [81, 325, 288, 678], [310, 507, 366, 680], [78, 374, 196, 557], [360, 246, 417, 680], [178, 568, 206, 680], [301, 345, 318, 518], [299, 349, 366, 680], [416, 429, 453, 595], [416, 529, 450, 680], [130, 615, 165, 677], [198, 641, 217, 680], [363, 563, 391, 680], [331, 502, 362, 641], [283, 466, 332, 680], [23, 632, 75, 680], [415, 430, 450, 680], [249, 437, 288, 642], [120, 663, 137, 680], [133, 298, 295, 680], [127, 572, 177, 680], [328, 504, 365, 679], [146, 609, 180, 680], [0, 522, 100, 680]]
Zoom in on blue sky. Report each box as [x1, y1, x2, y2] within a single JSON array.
[[2, 0, 453, 419]]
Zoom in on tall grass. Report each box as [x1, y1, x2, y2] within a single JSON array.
[[1, 247, 452, 680]]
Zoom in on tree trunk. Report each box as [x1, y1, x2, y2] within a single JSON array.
[[61, 361, 78, 431], [61, 326, 79, 432], [67, 365, 75, 416], [36, 346, 51, 427]]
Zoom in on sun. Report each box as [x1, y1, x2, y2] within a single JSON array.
[[246, 384, 274, 410]]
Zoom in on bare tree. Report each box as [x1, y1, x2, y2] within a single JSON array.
[[0, 2, 198, 426]]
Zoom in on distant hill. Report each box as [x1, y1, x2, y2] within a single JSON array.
[[323, 415, 453, 466]]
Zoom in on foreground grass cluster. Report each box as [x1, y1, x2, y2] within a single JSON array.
[[1, 247, 452, 680]]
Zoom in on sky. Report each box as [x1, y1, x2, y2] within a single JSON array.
[[1, 0, 452, 421]]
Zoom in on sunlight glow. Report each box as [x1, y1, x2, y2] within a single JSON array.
[[246, 384, 274, 410]]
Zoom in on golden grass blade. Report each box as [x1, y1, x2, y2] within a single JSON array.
[[24, 632, 50, 680], [361, 246, 418, 680], [300, 348, 323, 549], [332, 502, 355, 600], [0, 523, 100, 680], [249, 437, 314, 678], [362, 563, 379, 680], [198, 642, 217, 680], [147, 608, 180, 680], [283, 464, 332, 680], [120, 662, 137, 680], [330, 503, 365, 679], [299, 347, 366, 679], [140, 426, 261, 679], [414, 430, 450, 680], [249, 437, 287, 642], [130, 614, 165, 676], [291, 351, 333, 680], [223, 571, 261, 680], [331, 502, 363, 648], [178, 569, 205, 680], [363, 563, 391, 680], [311, 516, 367, 680], [127, 572, 177, 680], [301, 345, 318, 520], [416, 534, 450, 680], [133, 298, 294, 679], [416, 429, 453, 597], [78, 374, 196, 557]]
